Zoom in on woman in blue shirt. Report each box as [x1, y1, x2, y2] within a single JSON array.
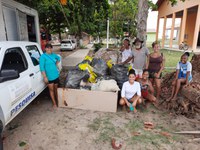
[[167, 52, 192, 101], [40, 44, 61, 108]]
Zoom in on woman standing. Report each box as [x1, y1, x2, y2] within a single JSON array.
[[147, 41, 165, 100], [40, 43, 61, 108], [119, 69, 142, 113]]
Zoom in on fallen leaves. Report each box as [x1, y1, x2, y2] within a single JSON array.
[[144, 122, 155, 130]]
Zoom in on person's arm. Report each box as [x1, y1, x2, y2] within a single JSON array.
[[39, 56, 48, 84], [148, 81, 154, 94], [185, 71, 190, 85], [146, 54, 150, 69], [135, 83, 141, 100], [145, 48, 150, 69], [156, 54, 165, 78], [121, 83, 130, 106], [122, 56, 133, 65], [185, 62, 192, 85], [175, 62, 180, 80]]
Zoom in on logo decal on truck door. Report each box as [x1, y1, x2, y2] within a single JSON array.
[[8, 76, 32, 105], [10, 91, 35, 116]]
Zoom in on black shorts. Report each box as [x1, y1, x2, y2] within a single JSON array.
[[48, 78, 59, 84], [149, 72, 162, 79]]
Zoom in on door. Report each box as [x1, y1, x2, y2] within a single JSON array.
[[25, 45, 46, 94], [0, 46, 34, 123], [2, 6, 19, 40]]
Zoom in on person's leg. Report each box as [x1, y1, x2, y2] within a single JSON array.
[[54, 83, 58, 106], [172, 78, 186, 100], [146, 93, 156, 103], [154, 78, 161, 100], [119, 98, 126, 106], [130, 96, 141, 113], [119, 98, 127, 111], [47, 83, 57, 108], [167, 79, 176, 101]]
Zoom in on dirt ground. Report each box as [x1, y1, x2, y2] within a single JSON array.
[[3, 88, 200, 150], [3, 47, 200, 150]]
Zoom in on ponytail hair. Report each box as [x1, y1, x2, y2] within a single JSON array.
[[128, 69, 136, 76], [183, 52, 190, 57]]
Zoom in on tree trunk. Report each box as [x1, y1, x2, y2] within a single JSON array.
[[137, 0, 149, 46]]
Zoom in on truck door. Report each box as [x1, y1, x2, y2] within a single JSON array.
[[25, 45, 46, 94], [0, 47, 35, 123]]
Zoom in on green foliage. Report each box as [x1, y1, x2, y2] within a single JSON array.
[[18, 141, 27, 147], [109, 0, 138, 38], [168, 0, 186, 6], [93, 43, 103, 52], [15, 0, 187, 41]]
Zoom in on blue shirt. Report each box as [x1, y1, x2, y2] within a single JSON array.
[[176, 61, 192, 81], [39, 53, 60, 81]]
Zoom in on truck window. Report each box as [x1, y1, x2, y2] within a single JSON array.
[[26, 45, 41, 66], [1, 47, 28, 73]]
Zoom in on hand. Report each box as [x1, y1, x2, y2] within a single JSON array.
[[44, 77, 49, 84], [154, 73, 160, 78], [184, 81, 189, 87]]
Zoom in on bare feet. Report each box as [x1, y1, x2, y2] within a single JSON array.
[[166, 97, 172, 102], [53, 104, 57, 109], [133, 107, 137, 113], [171, 97, 178, 101]]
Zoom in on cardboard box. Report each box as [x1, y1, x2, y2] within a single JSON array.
[[58, 88, 118, 112]]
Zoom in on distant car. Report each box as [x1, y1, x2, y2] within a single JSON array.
[[60, 39, 77, 51]]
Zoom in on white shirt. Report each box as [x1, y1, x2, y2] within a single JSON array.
[[121, 81, 141, 99], [121, 48, 132, 63]]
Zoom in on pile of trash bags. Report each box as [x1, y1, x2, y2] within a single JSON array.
[[65, 49, 130, 92]]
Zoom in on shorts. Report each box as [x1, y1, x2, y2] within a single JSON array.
[[134, 69, 143, 79], [149, 72, 162, 79], [48, 78, 59, 84], [142, 90, 148, 98], [178, 73, 192, 82]]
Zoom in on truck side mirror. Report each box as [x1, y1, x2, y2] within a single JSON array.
[[0, 69, 19, 83]]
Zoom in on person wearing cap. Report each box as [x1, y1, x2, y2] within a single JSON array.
[[167, 52, 192, 101], [39, 43, 61, 108], [119, 39, 133, 65], [132, 38, 150, 79]]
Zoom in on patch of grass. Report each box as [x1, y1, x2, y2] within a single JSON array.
[[79, 45, 87, 49], [88, 118, 101, 131], [126, 120, 143, 131], [8, 124, 21, 131], [88, 117, 117, 142], [19, 141, 26, 147], [148, 48, 194, 74], [131, 131, 171, 144]]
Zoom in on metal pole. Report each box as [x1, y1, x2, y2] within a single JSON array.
[[106, 18, 109, 48]]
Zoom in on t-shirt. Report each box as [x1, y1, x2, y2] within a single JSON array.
[[121, 48, 133, 63], [132, 47, 149, 69], [40, 53, 61, 81], [176, 61, 192, 80], [121, 81, 141, 99]]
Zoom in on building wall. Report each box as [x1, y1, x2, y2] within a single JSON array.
[[185, 12, 197, 46], [158, 0, 200, 18]]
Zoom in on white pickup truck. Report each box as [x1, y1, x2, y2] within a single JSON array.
[[0, 41, 46, 149]]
